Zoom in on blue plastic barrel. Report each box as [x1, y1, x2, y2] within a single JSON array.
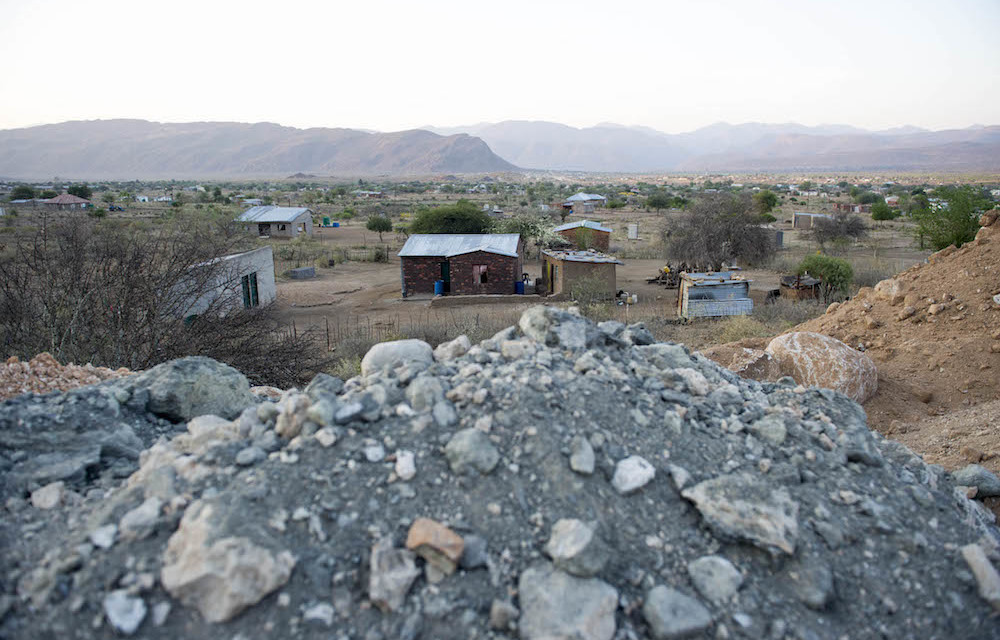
[[515, 281, 525, 295], [331, 222, 340, 227], [434, 280, 445, 295]]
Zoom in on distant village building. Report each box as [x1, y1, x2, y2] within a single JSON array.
[[792, 212, 832, 229], [43, 193, 91, 210], [832, 203, 872, 214], [154, 196, 173, 203], [553, 220, 612, 251], [237, 206, 313, 238], [135, 195, 150, 203], [562, 192, 607, 216], [398, 234, 523, 297], [885, 196, 900, 208], [184, 246, 276, 318], [677, 271, 753, 320], [241, 198, 264, 207], [541, 249, 622, 298]]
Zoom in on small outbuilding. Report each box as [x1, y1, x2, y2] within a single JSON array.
[[562, 192, 607, 216], [541, 249, 622, 298], [780, 274, 821, 301], [184, 246, 277, 318], [792, 212, 831, 229], [237, 206, 313, 238], [677, 271, 753, 319], [553, 219, 612, 251], [398, 234, 524, 297]]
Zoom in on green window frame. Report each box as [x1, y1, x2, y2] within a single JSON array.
[[241, 272, 259, 308]]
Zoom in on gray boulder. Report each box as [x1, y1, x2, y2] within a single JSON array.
[[127, 357, 255, 421], [642, 585, 712, 639], [953, 465, 1000, 497], [518, 563, 618, 640], [444, 429, 500, 475]]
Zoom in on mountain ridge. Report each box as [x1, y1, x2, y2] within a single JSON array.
[[0, 119, 516, 179]]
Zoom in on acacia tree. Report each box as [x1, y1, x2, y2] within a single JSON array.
[[797, 254, 853, 303], [809, 212, 867, 251], [914, 186, 989, 250], [664, 192, 776, 271], [366, 215, 392, 242], [410, 199, 491, 233], [67, 184, 93, 200]]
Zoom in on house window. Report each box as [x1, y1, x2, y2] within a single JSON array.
[[474, 265, 488, 284], [241, 272, 259, 308], [278, 224, 287, 231]]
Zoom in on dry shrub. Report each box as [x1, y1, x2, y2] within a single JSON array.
[[715, 316, 773, 343]]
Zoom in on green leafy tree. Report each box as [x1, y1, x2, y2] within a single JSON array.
[[366, 214, 393, 242], [67, 184, 93, 200], [10, 185, 35, 200], [798, 180, 814, 192], [102, 193, 116, 205], [647, 193, 672, 211], [915, 186, 988, 250], [871, 201, 897, 221], [752, 189, 779, 214], [797, 254, 853, 302], [40, 190, 59, 199], [855, 192, 881, 205], [410, 199, 492, 234]]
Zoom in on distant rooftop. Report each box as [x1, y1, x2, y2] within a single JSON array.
[[553, 219, 612, 233], [542, 249, 623, 264], [44, 193, 90, 205], [681, 271, 752, 286], [237, 206, 312, 223], [565, 192, 608, 203]]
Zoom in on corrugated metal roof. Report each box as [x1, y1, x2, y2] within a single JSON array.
[[542, 249, 623, 264], [565, 192, 607, 202], [398, 234, 521, 258], [237, 206, 312, 223], [793, 212, 831, 218], [681, 271, 752, 286], [553, 219, 612, 233]]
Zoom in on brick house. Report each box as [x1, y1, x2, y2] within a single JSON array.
[[236, 206, 313, 238], [398, 234, 523, 297], [553, 220, 612, 251]]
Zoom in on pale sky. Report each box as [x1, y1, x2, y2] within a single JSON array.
[[0, 0, 998, 134]]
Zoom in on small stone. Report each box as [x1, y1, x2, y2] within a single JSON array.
[[952, 465, 1000, 497], [961, 544, 1000, 611], [444, 428, 500, 475], [687, 556, 743, 604], [434, 335, 471, 361], [642, 585, 712, 639], [544, 519, 607, 577], [235, 446, 266, 466], [489, 599, 519, 630], [682, 473, 798, 555], [395, 450, 416, 481], [569, 435, 595, 475], [518, 563, 618, 640], [369, 537, 420, 613], [103, 590, 147, 635], [89, 524, 118, 550], [432, 400, 458, 428], [612, 456, 655, 494], [31, 481, 65, 509], [750, 415, 787, 446], [151, 601, 171, 626], [364, 444, 386, 462], [119, 497, 163, 541], [785, 559, 834, 609], [315, 428, 338, 448], [303, 602, 335, 626], [406, 517, 465, 575], [459, 534, 488, 570]]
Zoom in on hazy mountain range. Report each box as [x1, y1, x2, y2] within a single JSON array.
[[425, 121, 1000, 172], [0, 120, 515, 179], [0, 118, 998, 179]]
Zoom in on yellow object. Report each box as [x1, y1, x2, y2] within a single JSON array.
[[661, 266, 671, 274]]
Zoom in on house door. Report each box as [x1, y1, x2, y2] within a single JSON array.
[[439, 261, 451, 293], [548, 262, 557, 294]]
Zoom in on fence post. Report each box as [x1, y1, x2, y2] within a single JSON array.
[[325, 316, 330, 351]]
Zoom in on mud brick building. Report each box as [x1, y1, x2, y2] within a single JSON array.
[[553, 220, 612, 251]]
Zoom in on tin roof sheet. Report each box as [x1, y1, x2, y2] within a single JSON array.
[[237, 206, 312, 223], [398, 234, 521, 258], [553, 219, 612, 233], [542, 249, 623, 264]]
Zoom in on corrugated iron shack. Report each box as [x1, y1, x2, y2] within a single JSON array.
[[677, 271, 753, 319], [780, 274, 821, 301]]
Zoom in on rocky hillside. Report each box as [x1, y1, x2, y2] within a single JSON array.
[[0, 120, 517, 179], [2, 307, 999, 639]]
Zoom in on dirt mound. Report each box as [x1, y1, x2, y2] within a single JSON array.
[[794, 210, 1000, 474], [2, 307, 999, 639], [1, 353, 128, 401]]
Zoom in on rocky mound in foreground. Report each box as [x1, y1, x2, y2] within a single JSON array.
[[2, 307, 1000, 639]]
